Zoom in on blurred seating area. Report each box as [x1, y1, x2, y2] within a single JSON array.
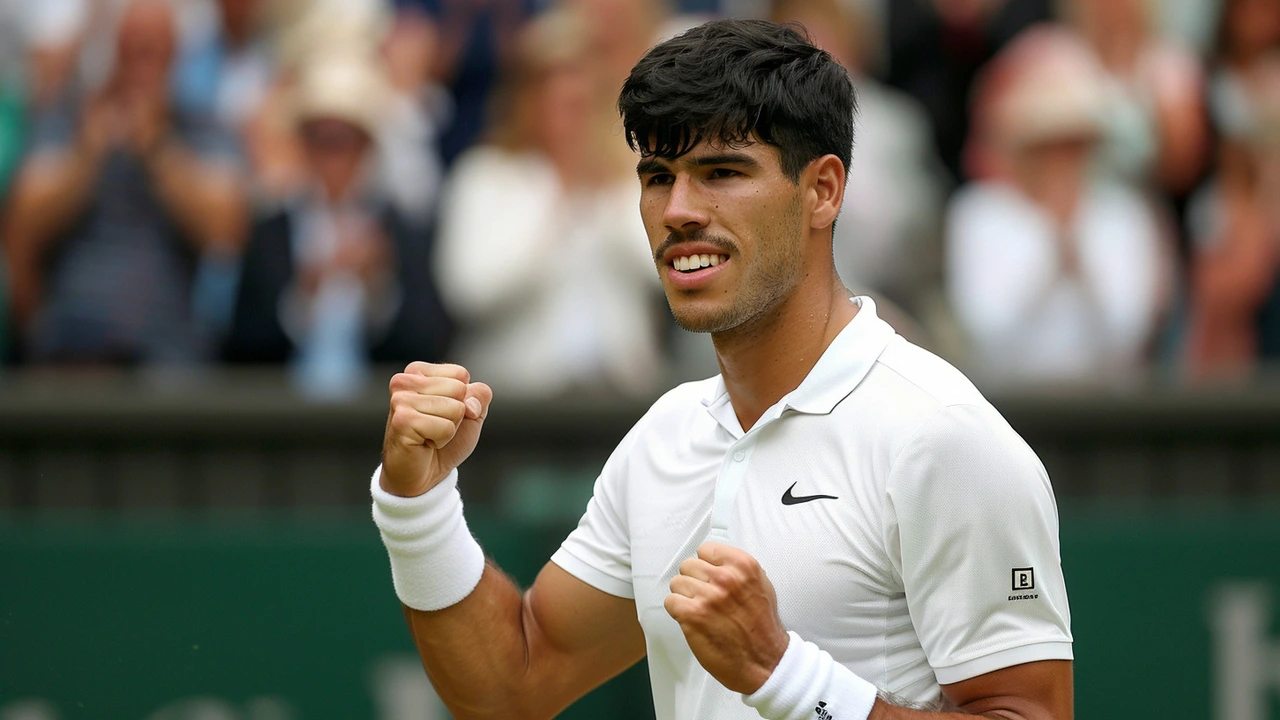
[[0, 0, 1278, 397]]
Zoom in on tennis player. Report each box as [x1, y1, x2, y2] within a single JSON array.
[[372, 19, 1072, 720]]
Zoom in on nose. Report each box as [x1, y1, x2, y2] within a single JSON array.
[[662, 173, 710, 233]]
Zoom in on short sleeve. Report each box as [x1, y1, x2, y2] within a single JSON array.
[[551, 427, 638, 599], [884, 403, 1073, 685]]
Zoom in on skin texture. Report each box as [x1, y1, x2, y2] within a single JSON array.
[[380, 140, 1073, 719]]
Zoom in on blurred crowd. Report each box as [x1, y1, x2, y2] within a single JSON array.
[[1, 0, 1279, 398]]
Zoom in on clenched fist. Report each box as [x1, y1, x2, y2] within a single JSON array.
[[664, 542, 790, 694], [380, 362, 493, 498]]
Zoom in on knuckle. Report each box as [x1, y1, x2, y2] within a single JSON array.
[[443, 378, 468, 400], [436, 363, 471, 383], [389, 373, 406, 393]]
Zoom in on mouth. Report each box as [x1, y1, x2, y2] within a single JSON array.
[[670, 253, 729, 273]]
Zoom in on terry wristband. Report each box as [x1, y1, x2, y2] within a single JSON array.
[[743, 631, 878, 720], [370, 465, 486, 611]]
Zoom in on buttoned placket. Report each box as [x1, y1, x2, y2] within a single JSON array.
[[706, 400, 791, 542]]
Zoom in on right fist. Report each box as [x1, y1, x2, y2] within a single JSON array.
[[380, 362, 493, 498]]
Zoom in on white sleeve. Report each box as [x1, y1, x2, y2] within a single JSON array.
[[884, 403, 1073, 685], [551, 427, 639, 599]]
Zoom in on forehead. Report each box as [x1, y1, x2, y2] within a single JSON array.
[[639, 137, 782, 170]]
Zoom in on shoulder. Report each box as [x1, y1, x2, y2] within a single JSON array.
[[867, 335, 988, 412], [625, 377, 720, 440], [450, 145, 552, 184], [946, 182, 1045, 242], [1079, 182, 1161, 246], [858, 338, 1039, 481]]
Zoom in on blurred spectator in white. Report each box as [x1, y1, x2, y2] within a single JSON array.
[[435, 8, 664, 398], [1185, 55, 1280, 381], [1064, 0, 1210, 196], [884, 0, 1053, 181], [770, 0, 949, 328], [948, 27, 1170, 386], [224, 55, 452, 397], [3, 0, 246, 364]]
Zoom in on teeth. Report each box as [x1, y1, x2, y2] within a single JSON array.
[[672, 254, 728, 272]]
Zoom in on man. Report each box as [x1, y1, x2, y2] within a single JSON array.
[[4, 0, 245, 363], [372, 19, 1073, 720]]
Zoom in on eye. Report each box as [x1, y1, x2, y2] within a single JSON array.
[[708, 168, 741, 179], [646, 173, 675, 187]]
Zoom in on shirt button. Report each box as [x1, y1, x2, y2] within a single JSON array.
[[732, 450, 745, 462]]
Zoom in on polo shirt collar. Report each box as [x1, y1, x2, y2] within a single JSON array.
[[701, 296, 896, 434]]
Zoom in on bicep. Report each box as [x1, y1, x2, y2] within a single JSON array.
[[522, 560, 646, 713], [942, 660, 1073, 719]]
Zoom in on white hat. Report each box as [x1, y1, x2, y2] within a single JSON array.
[[292, 56, 391, 137], [992, 27, 1107, 147]]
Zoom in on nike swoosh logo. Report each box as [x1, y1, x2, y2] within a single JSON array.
[[781, 482, 839, 506]]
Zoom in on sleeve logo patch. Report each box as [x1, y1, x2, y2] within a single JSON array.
[[1009, 567, 1038, 600], [814, 701, 833, 720]]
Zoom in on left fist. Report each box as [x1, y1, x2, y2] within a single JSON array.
[[664, 542, 790, 694]]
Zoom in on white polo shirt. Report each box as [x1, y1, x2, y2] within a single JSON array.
[[550, 297, 1073, 719]]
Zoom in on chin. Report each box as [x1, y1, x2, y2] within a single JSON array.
[[669, 305, 739, 334]]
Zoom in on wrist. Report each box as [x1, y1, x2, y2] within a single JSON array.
[[743, 632, 878, 720], [371, 464, 485, 610]]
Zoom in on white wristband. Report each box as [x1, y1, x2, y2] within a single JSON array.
[[743, 631, 878, 720], [370, 465, 486, 611]]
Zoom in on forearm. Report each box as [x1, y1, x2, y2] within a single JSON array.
[[746, 634, 1070, 720], [403, 564, 563, 720], [6, 150, 99, 248], [869, 697, 1048, 719], [148, 143, 246, 251]]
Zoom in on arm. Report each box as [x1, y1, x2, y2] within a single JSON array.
[[146, 140, 246, 253], [404, 561, 646, 719], [378, 362, 646, 719]]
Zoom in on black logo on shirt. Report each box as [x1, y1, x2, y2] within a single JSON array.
[[815, 701, 833, 720], [1012, 567, 1035, 591], [781, 482, 839, 505]]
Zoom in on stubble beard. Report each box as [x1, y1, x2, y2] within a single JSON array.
[[667, 196, 806, 335]]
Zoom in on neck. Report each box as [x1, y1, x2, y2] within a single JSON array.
[[711, 274, 857, 432]]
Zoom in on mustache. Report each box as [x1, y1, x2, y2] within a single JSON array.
[[652, 230, 736, 264]]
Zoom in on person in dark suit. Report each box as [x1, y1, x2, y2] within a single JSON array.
[[223, 56, 451, 396]]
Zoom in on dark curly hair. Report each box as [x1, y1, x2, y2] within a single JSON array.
[[618, 18, 856, 182]]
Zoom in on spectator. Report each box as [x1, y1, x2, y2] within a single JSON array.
[[171, 0, 274, 133], [3, 0, 246, 365], [223, 56, 451, 398], [434, 8, 664, 398], [1207, 0, 1280, 157], [770, 0, 949, 330], [243, 0, 446, 225], [884, 0, 1053, 181], [948, 27, 1170, 387], [376, 6, 448, 228], [1063, 0, 1210, 196], [1185, 55, 1280, 381]]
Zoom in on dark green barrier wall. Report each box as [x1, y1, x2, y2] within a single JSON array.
[[3, 505, 1279, 719]]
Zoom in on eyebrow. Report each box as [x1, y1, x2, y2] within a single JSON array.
[[636, 152, 763, 177]]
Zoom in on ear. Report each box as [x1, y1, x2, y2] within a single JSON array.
[[804, 154, 846, 231]]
